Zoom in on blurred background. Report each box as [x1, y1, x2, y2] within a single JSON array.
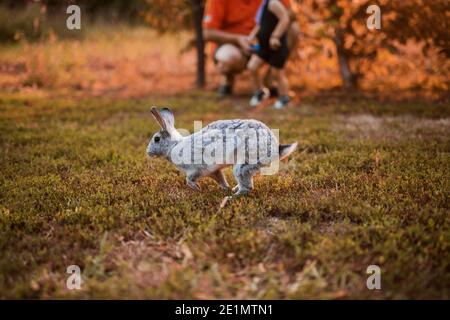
[[0, 0, 448, 100]]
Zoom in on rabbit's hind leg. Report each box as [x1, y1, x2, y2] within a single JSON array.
[[186, 171, 201, 191], [232, 164, 261, 196], [209, 170, 230, 190]]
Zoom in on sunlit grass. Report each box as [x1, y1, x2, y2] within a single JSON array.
[[0, 90, 449, 299], [0, 17, 448, 299]]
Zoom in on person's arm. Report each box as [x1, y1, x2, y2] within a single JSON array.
[[203, 29, 252, 54], [268, 0, 290, 49], [247, 25, 260, 42], [204, 29, 241, 46]]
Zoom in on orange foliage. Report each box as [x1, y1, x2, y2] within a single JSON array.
[[0, 0, 448, 99], [286, 0, 449, 97]]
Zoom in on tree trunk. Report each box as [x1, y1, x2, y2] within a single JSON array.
[[190, 0, 205, 88], [333, 28, 357, 89]]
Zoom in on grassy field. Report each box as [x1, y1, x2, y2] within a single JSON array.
[[0, 89, 449, 299]]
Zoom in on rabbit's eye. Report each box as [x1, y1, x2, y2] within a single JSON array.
[[154, 136, 160, 143]]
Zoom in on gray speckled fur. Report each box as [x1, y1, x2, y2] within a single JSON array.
[[147, 108, 295, 196]]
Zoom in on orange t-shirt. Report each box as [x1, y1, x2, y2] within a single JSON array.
[[203, 0, 290, 36]]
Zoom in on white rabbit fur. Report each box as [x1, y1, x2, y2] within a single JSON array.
[[146, 107, 297, 196]]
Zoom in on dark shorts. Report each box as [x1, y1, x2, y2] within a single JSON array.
[[255, 35, 289, 69]]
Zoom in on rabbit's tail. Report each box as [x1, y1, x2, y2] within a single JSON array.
[[279, 142, 298, 161]]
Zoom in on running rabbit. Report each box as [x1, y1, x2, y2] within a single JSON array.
[[146, 107, 297, 197]]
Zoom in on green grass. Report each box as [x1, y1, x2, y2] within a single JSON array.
[[0, 91, 449, 299]]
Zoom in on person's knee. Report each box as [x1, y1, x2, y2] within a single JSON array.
[[216, 57, 243, 74], [215, 44, 246, 74]]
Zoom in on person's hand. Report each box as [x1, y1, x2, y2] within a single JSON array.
[[237, 35, 252, 54], [269, 36, 281, 50]]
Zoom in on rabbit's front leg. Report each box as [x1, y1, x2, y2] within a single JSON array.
[[186, 171, 201, 191]]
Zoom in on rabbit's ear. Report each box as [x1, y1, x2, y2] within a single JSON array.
[[151, 107, 180, 138], [151, 106, 167, 131], [160, 108, 175, 129]]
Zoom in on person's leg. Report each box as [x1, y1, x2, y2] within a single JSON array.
[[215, 44, 248, 74], [247, 55, 264, 91], [272, 67, 290, 109], [262, 67, 275, 95], [275, 68, 289, 97], [247, 55, 269, 107], [214, 44, 248, 95]]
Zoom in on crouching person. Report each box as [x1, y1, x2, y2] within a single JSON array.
[[202, 0, 299, 97]]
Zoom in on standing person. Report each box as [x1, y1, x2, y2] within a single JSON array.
[[247, 0, 290, 109], [202, 0, 299, 97]]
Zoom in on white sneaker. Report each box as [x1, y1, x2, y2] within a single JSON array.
[[273, 95, 290, 109], [249, 88, 270, 107]]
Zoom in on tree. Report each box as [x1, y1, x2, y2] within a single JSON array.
[[298, 0, 394, 89], [190, 0, 205, 88], [295, 0, 448, 90], [142, 0, 205, 88], [383, 0, 449, 58]]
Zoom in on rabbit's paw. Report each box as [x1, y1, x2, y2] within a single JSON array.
[[186, 180, 201, 191], [230, 185, 250, 197], [233, 188, 250, 197]]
